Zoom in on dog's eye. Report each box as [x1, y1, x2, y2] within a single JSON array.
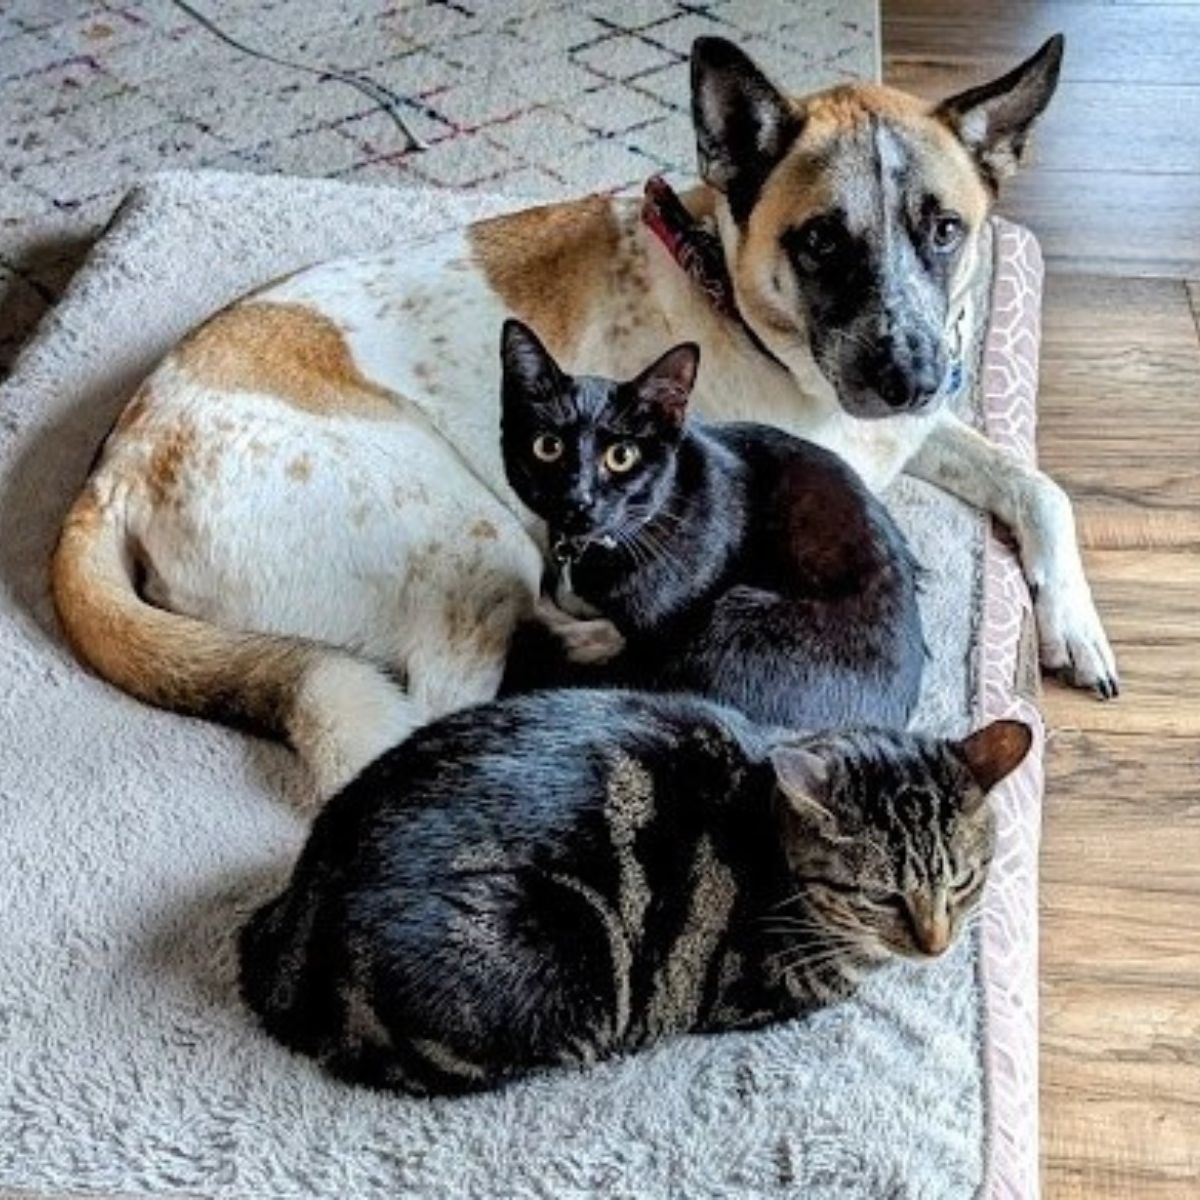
[[931, 212, 964, 252], [603, 442, 641, 473], [532, 432, 563, 462], [797, 215, 845, 261]]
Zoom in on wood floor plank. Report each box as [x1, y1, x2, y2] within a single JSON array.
[[881, 76, 1200, 177], [1043, 644, 1200, 734], [1042, 881, 1200, 984], [884, 4, 1200, 276], [1040, 543, 1200, 732], [883, 1, 1200, 87], [1042, 1092, 1200, 1199], [1041, 728, 1200, 893], [881, 6, 1200, 1195], [1036, 275, 1200, 522], [1056, 550, 1200, 644], [1040, 727, 1200, 1197], [1000, 170, 1200, 277]]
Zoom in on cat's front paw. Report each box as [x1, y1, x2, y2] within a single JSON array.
[[535, 596, 626, 665]]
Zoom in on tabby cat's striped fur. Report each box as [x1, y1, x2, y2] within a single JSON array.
[[239, 690, 1030, 1096]]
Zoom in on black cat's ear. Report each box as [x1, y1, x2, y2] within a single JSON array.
[[771, 746, 838, 835], [501, 318, 564, 397], [629, 342, 699, 429], [935, 35, 1064, 190], [691, 37, 802, 220], [956, 720, 1034, 797]]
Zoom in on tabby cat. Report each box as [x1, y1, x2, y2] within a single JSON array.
[[498, 319, 925, 730], [239, 689, 1031, 1096]]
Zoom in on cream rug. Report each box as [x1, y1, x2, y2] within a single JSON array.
[[0, 169, 1043, 1199], [0, 0, 877, 372]]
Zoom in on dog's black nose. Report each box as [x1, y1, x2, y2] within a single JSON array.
[[873, 339, 944, 410]]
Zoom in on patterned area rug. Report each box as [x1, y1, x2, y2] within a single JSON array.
[[0, 0, 876, 372]]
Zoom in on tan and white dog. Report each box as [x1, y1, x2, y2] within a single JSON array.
[[53, 35, 1117, 798]]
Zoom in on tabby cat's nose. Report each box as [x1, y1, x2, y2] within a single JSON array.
[[907, 895, 952, 956], [916, 918, 951, 957]]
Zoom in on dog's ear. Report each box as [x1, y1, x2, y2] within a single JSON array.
[[936, 34, 1064, 189], [691, 37, 802, 221], [500, 318, 565, 399]]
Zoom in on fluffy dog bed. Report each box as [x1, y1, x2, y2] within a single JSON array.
[[0, 172, 1043, 1199]]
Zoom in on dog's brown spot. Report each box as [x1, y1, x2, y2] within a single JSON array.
[[144, 423, 198, 506], [800, 83, 926, 136], [172, 301, 400, 418], [351, 504, 370, 528], [470, 197, 622, 356], [393, 482, 430, 508], [286, 455, 312, 482], [470, 519, 498, 541]]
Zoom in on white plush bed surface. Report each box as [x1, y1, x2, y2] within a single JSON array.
[[0, 171, 1044, 1200]]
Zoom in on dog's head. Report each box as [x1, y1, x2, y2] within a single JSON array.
[[691, 35, 1063, 418]]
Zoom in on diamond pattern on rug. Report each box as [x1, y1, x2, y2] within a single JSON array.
[[0, 0, 876, 373]]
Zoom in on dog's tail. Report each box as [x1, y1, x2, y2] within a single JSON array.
[[51, 486, 411, 796]]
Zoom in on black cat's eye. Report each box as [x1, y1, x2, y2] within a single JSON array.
[[930, 211, 965, 253], [603, 442, 641, 473], [532, 432, 563, 463]]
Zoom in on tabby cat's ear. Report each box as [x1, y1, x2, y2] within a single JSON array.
[[629, 342, 700, 428], [770, 746, 838, 834], [500, 318, 565, 397], [956, 719, 1034, 797]]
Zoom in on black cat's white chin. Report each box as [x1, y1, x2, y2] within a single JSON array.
[[550, 530, 618, 565]]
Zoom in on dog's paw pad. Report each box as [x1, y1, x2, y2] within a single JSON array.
[[1035, 586, 1120, 700]]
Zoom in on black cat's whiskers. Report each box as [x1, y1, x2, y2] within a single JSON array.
[[630, 523, 689, 581], [612, 525, 652, 571]]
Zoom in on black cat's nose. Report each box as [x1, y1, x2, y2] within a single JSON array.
[[558, 498, 594, 535]]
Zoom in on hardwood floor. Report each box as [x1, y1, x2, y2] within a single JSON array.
[[883, 3, 1200, 1196], [885, 0, 1200, 278]]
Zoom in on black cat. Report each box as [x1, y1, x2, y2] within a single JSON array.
[[499, 320, 926, 730], [240, 688, 1030, 1096]]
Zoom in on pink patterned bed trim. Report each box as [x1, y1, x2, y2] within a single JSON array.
[[978, 217, 1046, 1200]]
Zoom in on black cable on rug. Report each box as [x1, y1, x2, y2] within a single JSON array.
[[168, 0, 427, 153]]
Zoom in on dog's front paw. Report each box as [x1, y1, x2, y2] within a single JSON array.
[[534, 596, 626, 665], [1034, 580, 1119, 699]]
